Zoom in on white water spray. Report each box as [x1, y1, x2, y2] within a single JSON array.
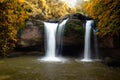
[[56, 19, 69, 55], [40, 19, 68, 62], [81, 20, 94, 62], [40, 22, 61, 62]]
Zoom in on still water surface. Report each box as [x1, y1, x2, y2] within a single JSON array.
[[0, 56, 120, 80]]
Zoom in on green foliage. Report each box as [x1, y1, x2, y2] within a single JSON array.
[[0, 0, 28, 56], [84, 0, 120, 37], [65, 20, 83, 37]]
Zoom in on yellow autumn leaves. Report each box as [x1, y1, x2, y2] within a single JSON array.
[[0, 0, 76, 56], [84, 0, 120, 37], [0, 0, 28, 56], [24, 0, 76, 20]]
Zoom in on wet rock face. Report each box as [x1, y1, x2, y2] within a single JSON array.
[[60, 19, 84, 56], [72, 13, 92, 21], [21, 26, 41, 40], [18, 26, 43, 46], [98, 36, 120, 48], [16, 21, 44, 51], [97, 36, 120, 66], [98, 37, 114, 48], [101, 48, 120, 67]]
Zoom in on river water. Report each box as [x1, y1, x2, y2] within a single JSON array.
[[0, 56, 120, 80]]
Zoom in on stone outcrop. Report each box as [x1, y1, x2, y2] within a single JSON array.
[[16, 21, 44, 51]]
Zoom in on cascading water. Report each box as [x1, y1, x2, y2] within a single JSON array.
[[56, 18, 69, 56], [40, 22, 61, 62], [40, 19, 68, 62], [81, 20, 94, 62]]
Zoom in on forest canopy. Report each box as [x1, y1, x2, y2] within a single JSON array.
[[24, 0, 76, 20], [84, 0, 120, 37], [0, 0, 28, 56]]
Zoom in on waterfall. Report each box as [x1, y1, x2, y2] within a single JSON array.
[[44, 22, 58, 58], [40, 22, 61, 62], [56, 19, 69, 56], [40, 19, 68, 62], [81, 20, 94, 62]]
